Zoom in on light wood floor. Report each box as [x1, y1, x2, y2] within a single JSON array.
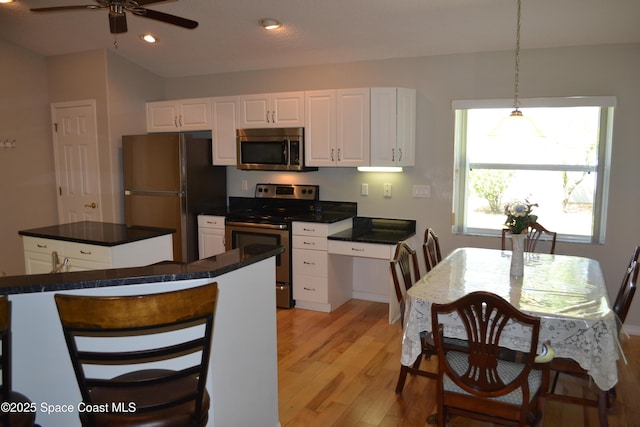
[[277, 299, 638, 427]]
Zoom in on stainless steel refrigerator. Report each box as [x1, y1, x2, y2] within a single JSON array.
[[123, 133, 227, 263]]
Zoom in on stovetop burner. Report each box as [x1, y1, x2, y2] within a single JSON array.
[[226, 184, 320, 225]]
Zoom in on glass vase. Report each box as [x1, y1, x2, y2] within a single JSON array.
[[510, 233, 525, 277]]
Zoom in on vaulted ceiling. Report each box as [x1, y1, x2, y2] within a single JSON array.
[[0, 0, 639, 78]]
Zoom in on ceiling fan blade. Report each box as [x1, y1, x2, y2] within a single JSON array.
[[31, 5, 103, 13], [135, 0, 172, 5], [133, 8, 198, 29], [109, 13, 128, 34]]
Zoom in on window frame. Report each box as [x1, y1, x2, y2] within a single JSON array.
[[452, 96, 615, 244]]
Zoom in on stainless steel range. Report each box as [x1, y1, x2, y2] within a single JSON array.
[[225, 183, 320, 308]]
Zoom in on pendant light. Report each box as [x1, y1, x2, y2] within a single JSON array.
[[490, 0, 544, 138]]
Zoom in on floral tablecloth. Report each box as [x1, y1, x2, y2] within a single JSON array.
[[401, 247, 619, 390]]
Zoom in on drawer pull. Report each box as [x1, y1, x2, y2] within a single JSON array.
[[303, 287, 316, 292], [80, 250, 92, 255], [303, 228, 315, 232], [37, 244, 48, 248], [351, 248, 365, 252], [303, 261, 316, 265], [206, 221, 217, 225], [303, 241, 315, 246]]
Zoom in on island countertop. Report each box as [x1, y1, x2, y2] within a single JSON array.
[[18, 221, 175, 246], [0, 245, 284, 295]]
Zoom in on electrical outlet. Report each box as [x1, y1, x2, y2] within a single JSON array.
[[383, 183, 392, 198], [241, 180, 248, 191], [361, 183, 369, 196]]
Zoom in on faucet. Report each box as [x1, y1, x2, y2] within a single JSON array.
[[51, 251, 69, 273]]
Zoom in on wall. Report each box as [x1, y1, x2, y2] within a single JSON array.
[[0, 39, 56, 277], [47, 50, 163, 223], [165, 43, 640, 331]]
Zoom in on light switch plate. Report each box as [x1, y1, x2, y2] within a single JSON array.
[[413, 184, 431, 198], [361, 183, 369, 196]]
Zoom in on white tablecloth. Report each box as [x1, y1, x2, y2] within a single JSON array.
[[401, 247, 619, 390]]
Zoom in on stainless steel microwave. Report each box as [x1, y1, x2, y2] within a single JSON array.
[[236, 127, 317, 172]]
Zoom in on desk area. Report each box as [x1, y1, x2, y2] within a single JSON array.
[[401, 247, 619, 392]]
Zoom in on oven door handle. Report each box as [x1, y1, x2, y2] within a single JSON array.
[[226, 221, 289, 230]]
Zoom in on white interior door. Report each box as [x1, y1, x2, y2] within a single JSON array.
[[52, 100, 102, 223]]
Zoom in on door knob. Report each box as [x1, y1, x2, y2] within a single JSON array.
[[84, 202, 97, 209]]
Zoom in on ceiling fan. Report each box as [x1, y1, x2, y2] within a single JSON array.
[[30, 0, 198, 34]]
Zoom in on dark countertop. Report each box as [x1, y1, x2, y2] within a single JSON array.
[[18, 221, 175, 247], [291, 212, 355, 224], [0, 245, 284, 295], [328, 217, 416, 244]]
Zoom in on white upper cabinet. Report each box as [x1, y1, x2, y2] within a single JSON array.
[[146, 98, 212, 132], [305, 88, 370, 167], [211, 96, 240, 165], [239, 92, 304, 128], [370, 88, 416, 167]]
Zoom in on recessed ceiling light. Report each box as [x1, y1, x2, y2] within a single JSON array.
[[0, 0, 15, 4], [259, 18, 282, 30], [140, 34, 158, 44]]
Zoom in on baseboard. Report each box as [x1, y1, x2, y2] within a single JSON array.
[[622, 324, 640, 336]]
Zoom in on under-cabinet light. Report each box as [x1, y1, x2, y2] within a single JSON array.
[[357, 167, 403, 173]]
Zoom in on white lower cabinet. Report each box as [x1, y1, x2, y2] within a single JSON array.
[[292, 220, 352, 312], [197, 215, 226, 259], [22, 235, 173, 274]]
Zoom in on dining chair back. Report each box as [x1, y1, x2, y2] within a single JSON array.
[[548, 247, 639, 427], [612, 247, 639, 324], [0, 295, 38, 427], [423, 228, 443, 272], [501, 222, 557, 254], [431, 291, 551, 427], [390, 242, 421, 318], [55, 282, 218, 427], [390, 242, 438, 393]]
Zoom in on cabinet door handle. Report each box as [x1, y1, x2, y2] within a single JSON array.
[[337, 148, 341, 161], [84, 202, 97, 209], [392, 148, 395, 162], [398, 148, 403, 161], [174, 116, 178, 127], [178, 115, 183, 127], [271, 111, 275, 123]]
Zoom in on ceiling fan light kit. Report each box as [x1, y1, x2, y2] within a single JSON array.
[[30, 0, 198, 35]]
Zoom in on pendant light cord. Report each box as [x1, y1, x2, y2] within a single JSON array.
[[512, 0, 522, 113]]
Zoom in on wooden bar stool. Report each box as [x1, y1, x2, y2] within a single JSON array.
[[0, 295, 38, 427], [55, 282, 218, 427]]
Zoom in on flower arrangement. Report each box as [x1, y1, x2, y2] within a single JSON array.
[[504, 200, 538, 234]]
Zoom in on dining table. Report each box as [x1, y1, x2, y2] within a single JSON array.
[[401, 247, 620, 426]]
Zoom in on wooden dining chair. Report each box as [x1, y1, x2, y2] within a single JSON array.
[[55, 282, 218, 427], [548, 249, 639, 426], [423, 228, 443, 272], [431, 291, 553, 427], [390, 242, 438, 394], [0, 295, 38, 427], [501, 222, 557, 254]]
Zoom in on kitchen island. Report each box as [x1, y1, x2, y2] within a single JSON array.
[[0, 245, 283, 427], [19, 221, 175, 274]]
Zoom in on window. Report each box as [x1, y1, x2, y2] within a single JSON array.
[[452, 97, 615, 244]]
